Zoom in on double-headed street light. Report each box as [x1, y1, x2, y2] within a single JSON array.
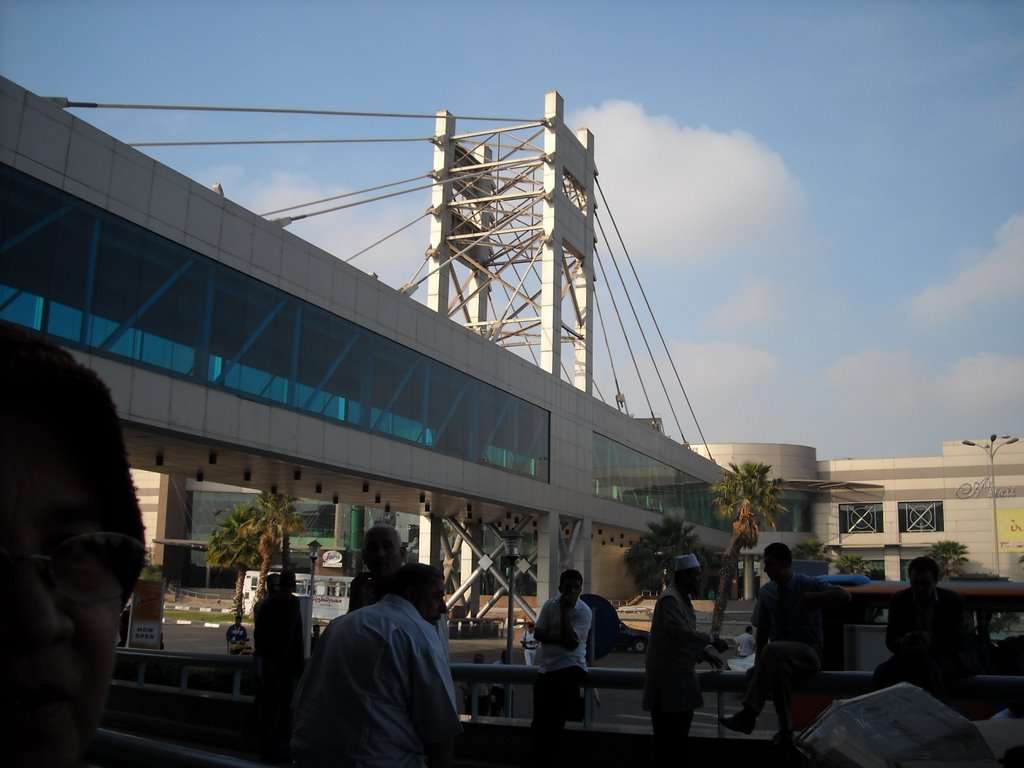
[[962, 435, 1019, 577]]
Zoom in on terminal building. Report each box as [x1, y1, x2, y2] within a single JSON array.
[[2, 76, 1020, 621]]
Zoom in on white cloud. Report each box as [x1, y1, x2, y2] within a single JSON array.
[[934, 352, 1024, 415], [909, 212, 1024, 326], [571, 100, 805, 263], [707, 278, 789, 331]]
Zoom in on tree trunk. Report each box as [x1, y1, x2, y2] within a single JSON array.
[[234, 566, 247, 616], [281, 532, 291, 571], [711, 536, 741, 636]]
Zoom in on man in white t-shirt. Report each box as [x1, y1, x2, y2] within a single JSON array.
[[528, 569, 593, 763], [735, 625, 756, 657]]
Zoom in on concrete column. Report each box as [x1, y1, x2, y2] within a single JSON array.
[[417, 515, 445, 569], [156, 473, 189, 583], [577, 517, 593, 591], [460, 521, 483, 617], [534, 511, 562, 605], [743, 554, 755, 599], [427, 110, 455, 314]]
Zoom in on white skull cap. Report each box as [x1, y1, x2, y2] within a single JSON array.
[[674, 554, 700, 571]]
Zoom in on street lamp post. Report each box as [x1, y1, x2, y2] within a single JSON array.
[[962, 435, 1019, 577], [307, 539, 322, 601], [502, 529, 522, 718]]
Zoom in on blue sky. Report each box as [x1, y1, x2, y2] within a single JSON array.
[[2, 1, 1022, 460]]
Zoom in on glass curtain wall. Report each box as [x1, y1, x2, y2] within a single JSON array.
[[592, 433, 725, 530], [0, 165, 550, 480]]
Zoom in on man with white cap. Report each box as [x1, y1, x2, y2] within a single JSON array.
[[642, 553, 728, 752]]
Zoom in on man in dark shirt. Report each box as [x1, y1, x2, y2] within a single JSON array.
[[254, 569, 304, 763], [348, 524, 406, 612], [873, 556, 970, 699], [720, 542, 850, 747]]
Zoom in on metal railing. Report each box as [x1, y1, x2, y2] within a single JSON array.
[[115, 648, 254, 700], [114, 647, 1024, 733], [451, 663, 1024, 733], [88, 729, 264, 768]]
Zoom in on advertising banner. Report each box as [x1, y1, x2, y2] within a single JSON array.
[[997, 508, 1024, 552], [128, 579, 164, 649]]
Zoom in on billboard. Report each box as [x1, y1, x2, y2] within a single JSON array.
[[997, 508, 1024, 552]]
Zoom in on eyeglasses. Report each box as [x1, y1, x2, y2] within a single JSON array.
[[0, 531, 145, 604]]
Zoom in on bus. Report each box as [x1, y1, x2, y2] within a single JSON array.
[[788, 575, 1024, 725], [241, 570, 355, 622]]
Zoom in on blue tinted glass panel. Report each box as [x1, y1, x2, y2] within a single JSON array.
[[0, 163, 549, 480], [592, 433, 722, 529]]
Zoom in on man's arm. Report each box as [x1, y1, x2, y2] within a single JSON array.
[[755, 625, 769, 656], [534, 600, 579, 649], [800, 585, 851, 610], [424, 737, 454, 768]]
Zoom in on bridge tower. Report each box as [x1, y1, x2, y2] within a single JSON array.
[[424, 91, 597, 393]]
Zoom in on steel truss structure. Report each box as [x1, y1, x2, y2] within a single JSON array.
[[419, 91, 597, 393]]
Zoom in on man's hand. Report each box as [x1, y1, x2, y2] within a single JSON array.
[[710, 637, 729, 654], [704, 653, 726, 670]]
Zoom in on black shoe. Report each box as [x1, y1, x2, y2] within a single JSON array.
[[719, 708, 757, 735]]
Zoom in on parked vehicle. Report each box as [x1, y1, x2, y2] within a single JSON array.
[[616, 621, 649, 653]]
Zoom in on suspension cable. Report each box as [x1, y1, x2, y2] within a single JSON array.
[[595, 216, 676, 436], [130, 136, 431, 148], [260, 173, 433, 217], [596, 178, 711, 457], [344, 211, 432, 264], [48, 98, 536, 123], [593, 246, 656, 421], [593, 291, 627, 413]]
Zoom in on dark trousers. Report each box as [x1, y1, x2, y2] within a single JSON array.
[[258, 664, 296, 763], [650, 690, 694, 757], [874, 648, 956, 700], [529, 665, 585, 765]]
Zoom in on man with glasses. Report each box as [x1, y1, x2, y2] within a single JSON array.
[[0, 323, 146, 768]]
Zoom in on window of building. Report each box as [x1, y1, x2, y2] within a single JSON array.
[[898, 501, 944, 533], [839, 503, 884, 534]]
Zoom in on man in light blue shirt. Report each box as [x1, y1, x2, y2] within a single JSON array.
[[720, 543, 850, 748]]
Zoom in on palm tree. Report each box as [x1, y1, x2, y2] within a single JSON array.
[[242, 491, 306, 599], [206, 504, 261, 616], [623, 517, 703, 593], [709, 462, 787, 635], [926, 540, 970, 580], [793, 537, 830, 562], [835, 553, 869, 575]]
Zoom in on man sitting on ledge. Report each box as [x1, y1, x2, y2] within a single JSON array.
[[720, 542, 850, 748]]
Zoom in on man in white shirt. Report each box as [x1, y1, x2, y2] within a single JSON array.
[[292, 563, 461, 768], [735, 625, 756, 658], [528, 569, 593, 764]]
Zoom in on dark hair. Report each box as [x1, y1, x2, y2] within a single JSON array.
[[279, 570, 297, 590], [559, 569, 583, 587], [907, 556, 940, 581], [763, 542, 793, 566], [0, 323, 144, 590], [387, 563, 443, 597]]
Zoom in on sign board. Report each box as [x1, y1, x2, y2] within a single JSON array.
[[580, 593, 619, 661], [997, 508, 1024, 551], [128, 579, 164, 650]]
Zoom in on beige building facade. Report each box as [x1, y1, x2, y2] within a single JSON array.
[[703, 438, 1024, 581]]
